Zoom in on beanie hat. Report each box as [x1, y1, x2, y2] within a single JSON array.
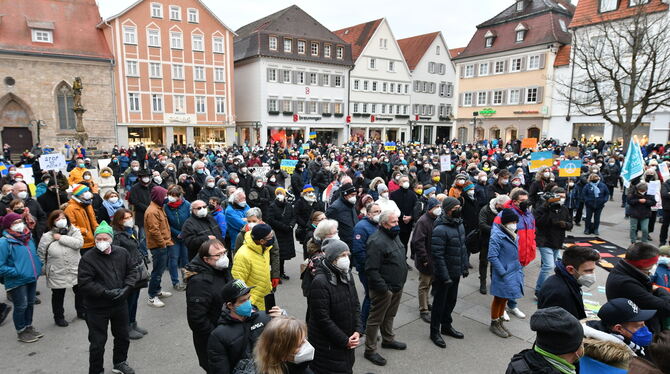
[[500, 208, 519, 225], [340, 183, 356, 196], [94, 221, 114, 237], [442, 197, 460, 212], [302, 184, 315, 194], [251, 223, 272, 241], [426, 197, 440, 212], [2, 213, 23, 229], [462, 182, 474, 192], [275, 187, 286, 196], [530, 307, 584, 355], [377, 184, 389, 194], [423, 186, 436, 196], [322, 238, 349, 263], [151, 186, 168, 206], [71, 184, 89, 197]]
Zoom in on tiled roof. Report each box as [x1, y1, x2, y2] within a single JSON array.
[[449, 47, 466, 58], [554, 45, 571, 66], [397, 32, 440, 71], [0, 0, 112, 60], [333, 19, 383, 61], [479, 0, 574, 28], [570, 0, 668, 29]]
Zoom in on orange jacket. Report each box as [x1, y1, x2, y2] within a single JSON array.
[[144, 202, 173, 249], [63, 199, 99, 249]]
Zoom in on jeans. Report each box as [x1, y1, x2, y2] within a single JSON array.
[[507, 299, 518, 309], [127, 288, 140, 324], [168, 240, 188, 285], [86, 304, 129, 374], [148, 247, 168, 298], [535, 247, 559, 293], [630, 217, 650, 243], [356, 268, 371, 330], [8, 282, 36, 332], [430, 278, 460, 334], [51, 285, 81, 320], [137, 226, 148, 258], [585, 205, 604, 233], [574, 202, 584, 224]]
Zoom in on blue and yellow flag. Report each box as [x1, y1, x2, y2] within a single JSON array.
[[529, 151, 554, 171], [559, 160, 582, 177]]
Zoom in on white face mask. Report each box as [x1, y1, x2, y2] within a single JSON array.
[[433, 207, 442, 216], [256, 181, 263, 188], [123, 219, 135, 228], [96, 240, 111, 252], [17, 191, 28, 200], [82, 191, 93, 200], [196, 207, 208, 218], [335, 256, 350, 272], [11, 222, 25, 232], [402, 182, 410, 189], [108, 196, 119, 204], [84, 175, 91, 180], [559, 198, 566, 205], [55, 218, 68, 229], [167, 196, 178, 203], [141, 177, 151, 184], [270, 177, 276, 183], [505, 223, 517, 232], [347, 196, 357, 205], [381, 192, 389, 199], [214, 255, 229, 270], [233, 178, 240, 184], [154, 177, 163, 184], [237, 201, 247, 207], [467, 190, 475, 198], [247, 222, 257, 229], [207, 182, 215, 188], [132, 166, 139, 172], [292, 341, 315, 364], [277, 194, 285, 202]]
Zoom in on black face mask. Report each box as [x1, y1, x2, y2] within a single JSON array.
[[450, 208, 462, 218], [518, 200, 531, 212], [13, 208, 24, 214]]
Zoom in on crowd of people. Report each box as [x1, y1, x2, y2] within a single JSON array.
[[1, 137, 670, 373]]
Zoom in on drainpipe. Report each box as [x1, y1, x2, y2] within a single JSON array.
[[566, 31, 576, 123], [105, 19, 120, 148]]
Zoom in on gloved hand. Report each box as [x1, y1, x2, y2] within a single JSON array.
[[443, 278, 453, 286], [103, 288, 124, 300], [463, 270, 469, 278], [271, 278, 280, 288]]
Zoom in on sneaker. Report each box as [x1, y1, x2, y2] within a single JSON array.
[[506, 307, 526, 319], [147, 297, 165, 308], [17, 329, 39, 343], [156, 291, 172, 298], [172, 283, 186, 291], [112, 361, 136, 374], [502, 311, 510, 321], [489, 319, 509, 338], [26, 326, 44, 339]]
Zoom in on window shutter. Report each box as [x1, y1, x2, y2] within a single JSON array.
[[504, 60, 508, 73], [520, 88, 526, 104], [502, 90, 507, 105], [537, 86, 544, 103], [520, 57, 527, 72], [489, 61, 494, 73], [459, 93, 463, 107], [278, 70, 285, 83], [330, 74, 337, 86], [539, 54, 546, 69], [267, 68, 272, 82], [318, 74, 323, 86], [459, 66, 464, 78], [473, 65, 479, 77], [487, 91, 492, 105], [278, 99, 285, 111], [267, 98, 273, 111]]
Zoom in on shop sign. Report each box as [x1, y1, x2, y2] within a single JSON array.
[[293, 114, 322, 122], [480, 108, 496, 117], [418, 116, 432, 121], [166, 113, 196, 123], [372, 116, 393, 122], [513, 110, 539, 115]]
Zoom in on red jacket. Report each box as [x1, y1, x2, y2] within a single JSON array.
[[493, 200, 536, 266]]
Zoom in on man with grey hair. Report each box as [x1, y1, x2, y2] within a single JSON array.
[[364, 210, 408, 366], [197, 175, 225, 202]]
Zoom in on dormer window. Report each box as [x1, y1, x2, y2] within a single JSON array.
[[515, 23, 528, 43], [600, 0, 618, 12], [484, 30, 496, 48], [32, 29, 53, 43], [516, 0, 525, 12]]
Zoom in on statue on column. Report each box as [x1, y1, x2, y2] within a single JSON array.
[[72, 77, 88, 145]]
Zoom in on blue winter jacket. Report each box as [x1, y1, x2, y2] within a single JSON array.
[[579, 356, 627, 374], [652, 262, 670, 289], [0, 231, 42, 290], [211, 208, 227, 240], [488, 223, 524, 299], [164, 199, 191, 239], [351, 217, 377, 272], [225, 204, 249, 242], [582, 181, 610, 208]]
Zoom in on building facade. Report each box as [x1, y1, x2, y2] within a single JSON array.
[[453, 0, 574, 144], [0, 0, 116, 154], [547, 0, 670, 144], [100, 0, 236, 147], [334, 19, 412, 143], [398, 32, 456, 144], [234, 5, 352, 146]]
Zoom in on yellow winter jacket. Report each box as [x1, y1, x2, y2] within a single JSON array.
[[232, 231, 272, 310], [68, 166, 87, 186]]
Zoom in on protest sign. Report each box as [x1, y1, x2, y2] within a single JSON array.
[[280, 159, 298, 174], [440, 155, 451, 172], [39, 153, 66, 171]]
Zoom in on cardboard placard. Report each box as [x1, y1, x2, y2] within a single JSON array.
[[564, 147, 580, 158], [440, 155, 451, 172], [521, 138, 537, 150], [39, 153, 66, 171]]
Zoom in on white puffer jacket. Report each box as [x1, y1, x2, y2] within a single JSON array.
[[37, 226, 84, 289]]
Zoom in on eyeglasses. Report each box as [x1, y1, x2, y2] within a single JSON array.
[[207, 251, 227, 258], [195, 206, 207, 211]]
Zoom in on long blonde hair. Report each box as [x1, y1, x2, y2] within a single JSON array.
[[254, 316, 306, 374]]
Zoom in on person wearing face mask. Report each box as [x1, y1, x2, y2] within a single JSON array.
[[291, 162, 306, 196], [267, 188, 296, 280], [64, 183, 98, 261], [78, 221, 139, 374], [294, 185, 324, 250], [254, 316, 315, 374], [308, 238, 361, 374], [161, 162, 178, 186], [390, 175, 418, 257], [411, 198, 441, 324], [181, 199, 225, 263], [628, 181, 656, 244], [478, 195, 512, 295], [375, 183, 401, 217], [0, 182, 47, 244], [582, 173, 609, 235], [144, 186, 175, 308], [232, 224, 275, 311], [123, 160, 142, 191], [100, 191, 124, 224], [448, 173, 469, 199], [183, 239, 233, 372], [529, 167, 557, 208], [602, 157, 621, 201], [67, 157, 88, 185], [606, 242, 670, 334], [534, 188, 574, 294], [225, 189, 250, 250], [97, 167, 117, 198], [192, 160, 210, 188], [197, 175, 225, 203], [351, 203, 381, 329], [487, 169, 511, 201], [325, 183, 359, 251], [506, 307, 585, 374], [164, 185, 192, 291]]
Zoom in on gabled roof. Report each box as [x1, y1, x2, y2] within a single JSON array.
[[570, 0, 668, 29], [554, 45, 571, 66], [397, 32, 440, 71], [0, 0, 112, 61], [332, 18, 383, 61], [449, 47, 466, 58], [479, 0, 575, 28]]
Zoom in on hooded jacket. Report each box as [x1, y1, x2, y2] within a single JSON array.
[[144, 195, 173, 250], [185, 255, 232, 337], [164, 198, 191, 239], [505, 348, 563, 374], [0, 230, 41, 290], [77, 244, 138, 310], [488, 223, 524, 300], [231, 231, 272, 310], [63, 198, 99, 249], [579, 338, 631, 374], [493, 200, 536, 266], [98, 167, 117, 197], [430, 214, 468, 282], [37, 225, 83, 289], [325, 196, 358, 249]]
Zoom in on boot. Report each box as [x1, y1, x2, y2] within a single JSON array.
[[128, 325, 144, 340], [499, 319, 512, 337], [489, 318, 510, 338], [131, 322, 148, 335], [479, 278, 487, 295]]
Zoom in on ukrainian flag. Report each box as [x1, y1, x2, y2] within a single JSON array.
[[530, 151, 554, 171], [0, 162, 7, 176]]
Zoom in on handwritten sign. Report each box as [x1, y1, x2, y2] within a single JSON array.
[[39, 153, 66, 171], [660, 162, 670, 182], [440, 155, 451, 172], [521, 138, 538, 150], [280, 159, 298, 174], [250, 166, 271, 179], [564, 147, 580, 158]]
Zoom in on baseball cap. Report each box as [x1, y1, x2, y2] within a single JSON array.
[[598, 298, 656, 326], [221, 279, 255, 304]]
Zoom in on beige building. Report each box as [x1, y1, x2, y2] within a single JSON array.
[[453, 0, 574, 144]]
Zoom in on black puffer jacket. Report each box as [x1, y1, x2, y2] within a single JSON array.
[[128, 181, 153, 227], [267, 200, 296, 260], [37, 188, 69, 217], [478, 204, 497, 252], [197, 186, 225, 203], [602, 163, 620, 187], [365, 228, 408, 293], [430, 215, 468, 283], [308, 261, 361, 374], [112, 229, 148, 289], [207, 307, 271, 374], [505, 349, 562, 374], [627, 190, 656, 219], [325, 196, 359, 249], [77, 245, 139, 311], [181, 214, 224, 260], [184, 255, 232, 337], [534, 202, 573, 249], [390, 187, 417, 233]]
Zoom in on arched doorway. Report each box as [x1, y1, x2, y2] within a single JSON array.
[[528, 127, 540, 139], [505, 127, 518, 143], [0, 95, 34, 155], [490, 127, 501, 140], [475, 127, 485, 141]]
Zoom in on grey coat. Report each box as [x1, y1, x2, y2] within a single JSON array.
[[37, 226, 84, 289]]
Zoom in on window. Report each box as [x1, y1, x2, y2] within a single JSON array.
[[151, 2, 163, 18], [152, 94, 163, 112], [334, 103, 343, 114], [485, 37, 493, 48], [149, 62, 162, 78], [516, 1, 524, 11], [321, 102, 330, 113], [405, 84, 409, 94], [388, 61, 395, 72], [600, 0, 617, 12], [353, 80, 360, 90], [353, 103, 359, 113], [284, 38, 292, 52], [382, 82, 387, 92], [311, 42, 319, 56], [174, 95, 185, 113], [369, 58, 376, 69], [126, 60, 139, 76], [268, 68, 277, 82], [148, 29, 160, 47], [268, 99, 278, 112], [188, 8, 199, 23], [630, 0, 650, 5], [510, 58, 522, 72], [309, 73, 317, 85], [56, 84, 76, 129], [324, 44, 331, 58], [170, 32, 183, 49], [308, 101, 317, 114], [439, 64, 446, 75], [173, 64, 184, 80], [194, 66, 205, 81], [526, 87, 539, 103], [403, 105, 408, 115], [269, 36, 278, 51], [296, 72, 305, 84], [31, 29, 52, 43], [213, 37, 224, 53], [128, 93, 140, 112], [379, 38, 388, 49], [436, 46, 440, 55], [298, 40, 306, 54], [216, 97, 225, 114], [296, 101, 305, 113], [528, 55, 540, 70], [371, 104, 376, 114], [363, 80, 369, 91], [169, 5, 181, 20], [493, 90, 504, 105], [479, 63, 489, 76], [195, 96, 206, 113], [336, 46, 344, 59], [463, 92, 473, 106], [362, 103, 368, 113], [465, 65, 475, 78], [123, 26, 137, 44], [429, 62, 436, 74], [447, 83, 454, 97], [322, 74, 330, 86], [283, 100, 293, 112], [516, 30, 525, 42], [397, 84, 402, 93], [215, 67, 225, 82], [495, 60, 505, 74], [282, 70, 291, 84], [390, 83, 395, 92], [192, 34, 204, 51], [381, 104, 386, 114], [477, 92, 488, 106], [372, 81, 377, 92], [559, 19, 568, 32], [508, 89, 521, 104]]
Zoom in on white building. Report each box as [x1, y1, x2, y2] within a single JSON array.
[[334, 19, 412, 143], [398, 32, 456, 144], [233, 5, 352, 146]]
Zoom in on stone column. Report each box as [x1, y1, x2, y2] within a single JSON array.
[[225, 126, 236, 146], [164, 126, 174, 147], [186, 126, 195, 145]]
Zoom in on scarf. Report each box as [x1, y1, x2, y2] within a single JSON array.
[[167, 198, 184, 209], [6, 228, 32, 245], [590, 182, 600, 198], [72, 196, 92, 206], [102, 198, 124, 217], [533, 346, 576, 374]]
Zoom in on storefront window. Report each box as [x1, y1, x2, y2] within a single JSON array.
[[268, 128, 304, 147], [351, 128, 366, 142], [128, 127, 163, 147], [194, 127, 226, 146], [312, 129, 337, 144], [369, 128, 382, 141], [490, 127, 501, 140], [457, 127, 468, 144], [612, 123, 649, 143], [573, 123, 605, 142], [423, 126, 433, 144], [411, 125, 421, 143]]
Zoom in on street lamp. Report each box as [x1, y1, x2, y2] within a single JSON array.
[[29, 119, 46, 146], [253, 121, 261, 145], [471, 111, 479, 144]]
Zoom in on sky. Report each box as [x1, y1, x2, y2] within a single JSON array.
[[97, 0, 578, 49]]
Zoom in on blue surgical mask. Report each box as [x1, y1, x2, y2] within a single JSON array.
[[234, 300, 253, 317], [197, 169, 204, 174], [264, 237, 275, 247], [627, 326, 653, 347]]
